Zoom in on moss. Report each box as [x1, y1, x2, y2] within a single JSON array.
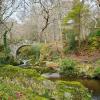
[[0, 82, 48, 100], [0, 65, 91, 100], [56, 81, 91, 100], [31, 66, 56, 74], [0, 65, 40, 78]]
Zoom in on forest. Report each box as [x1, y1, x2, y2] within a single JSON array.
[[0, 0, 100, 100]]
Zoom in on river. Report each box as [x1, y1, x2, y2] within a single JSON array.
[[48, 77, 100, 100]]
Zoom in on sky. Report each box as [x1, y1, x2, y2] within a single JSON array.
[[4, 0, 98, 24]]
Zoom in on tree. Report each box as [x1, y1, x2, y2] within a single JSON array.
[[32, 0, 61, 42], [0, 0, 31, 55], [62, 0, 93, 50]]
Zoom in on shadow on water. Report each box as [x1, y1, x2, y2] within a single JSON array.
[[49, 77, 100, 100]]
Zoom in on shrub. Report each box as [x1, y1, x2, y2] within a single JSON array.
[[0, 45, 7, 65], [40, 43, 63, 63], [88, 30, 100, 52], [95, 59, 100, 65], [77, 64, 94, 78], [0, 45, 4, 52], [17, 44, 42, 64], [94, 67, 100, 79], [60, 58, 78, 76], [0, 44, 16, 65], [67, 32, 78, 52], [31, 44, 42, 61], [62, 31, 79, 54], [0, 52, 17, 65], [0, 52, 6, 64]]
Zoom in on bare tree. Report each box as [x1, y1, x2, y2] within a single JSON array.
[[0, 0, 31, 41], [32, 0, 60, 42]]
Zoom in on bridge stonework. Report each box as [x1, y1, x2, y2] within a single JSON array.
[[10, 40, 35, 58]]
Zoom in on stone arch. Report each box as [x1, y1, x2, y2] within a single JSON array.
[[16, 45, 32, 57], [10, 40, 36, 58]]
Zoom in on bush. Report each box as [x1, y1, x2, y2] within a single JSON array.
[[77, 64, 94, 78], [0, 45, 4, 52], [62, 31, 79, 54], [94, 67, 100, 79], [88, 30, 100, 52], [0, 52, 6, 64], [40, 43, 63, 63], [0, 44, 16, 65], [0, 45, 7, 64], [31, 44, 42, 61], [60, 58, 78, 76], [95, 59, 100, 65], [0, 52, 17, 65], [67, 32, 78, 52], [17, 44, 42, 64]]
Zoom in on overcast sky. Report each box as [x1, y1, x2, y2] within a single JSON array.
[[4, 0, 97, 24]]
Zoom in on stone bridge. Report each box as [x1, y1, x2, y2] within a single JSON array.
[[10, 40, 36, 58]]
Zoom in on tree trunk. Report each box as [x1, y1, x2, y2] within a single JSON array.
[[73, 0, 85, 49]]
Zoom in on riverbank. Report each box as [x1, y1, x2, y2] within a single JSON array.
[[51, 77, 100, 100], [0, 65, 91, 100]]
